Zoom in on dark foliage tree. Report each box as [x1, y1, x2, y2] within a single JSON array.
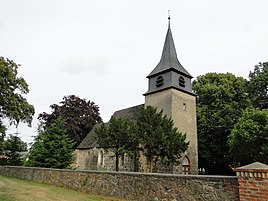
[[3, 134, 27, 166], [228, 108, 268, 166], [248, 62, 268, 109], [192, 73, 250, 175], [0, 57, 34, 150], [137, 106, 189, 170], [38, 95, 102, 147], [95, 106, 188, 172], [26, 118, 74, 169], [94, 117, 137, 171]]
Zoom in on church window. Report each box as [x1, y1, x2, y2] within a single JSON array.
[[156, 76, 164, 87], [182, 156, 191, 175], [183, 103, 186, 111], [92, 156, 98, 165], [179, 76, 186, 87]]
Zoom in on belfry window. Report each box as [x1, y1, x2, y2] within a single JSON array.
[[156, 76, 164, 87], [179, 76, 186, 87]]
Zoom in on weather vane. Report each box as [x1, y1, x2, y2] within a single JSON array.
[[168, 10, 170, 20]]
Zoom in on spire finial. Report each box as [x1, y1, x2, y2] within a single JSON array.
[[168, 10, 171, 29]]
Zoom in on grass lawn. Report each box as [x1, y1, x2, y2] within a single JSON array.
[[0, 175, 127, 201]]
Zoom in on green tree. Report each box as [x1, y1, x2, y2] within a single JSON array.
[[3, 134, 27, 166], [94, 117, 137, 171], [26, 118, 74, 169], [137, 106, 189, 171], [0, 57, 34, 151], [228, 108, 268, 166], [38, 95, 102, 147], [192, 73, 250, 175], [248, 62, 268, 109]]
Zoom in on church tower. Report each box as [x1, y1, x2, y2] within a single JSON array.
[[144, 17, 198, 174]]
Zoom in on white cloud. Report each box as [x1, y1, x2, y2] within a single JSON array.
[[0, 21, 7, 33], [59, 57, 111, 76]]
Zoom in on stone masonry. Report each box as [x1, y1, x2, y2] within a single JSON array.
[[0, 166, 239, 201]]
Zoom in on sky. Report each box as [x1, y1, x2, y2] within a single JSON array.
[[1, 0, 268, 144]]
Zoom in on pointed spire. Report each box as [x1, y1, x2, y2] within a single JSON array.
[[147, 16, 192, 78], [168, 10, 171, 29]]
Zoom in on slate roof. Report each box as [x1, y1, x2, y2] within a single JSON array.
[[112, 104, 144, 120], [147, 21, 192, 79], [76, 104, 144, 149], [76, 123, 104, 149]]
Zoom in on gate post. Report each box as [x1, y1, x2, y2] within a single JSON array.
[[234, 162, 268, 201]]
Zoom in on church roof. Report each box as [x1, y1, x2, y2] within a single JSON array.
[[112, 104, 144, 120], [76, 123, 103, 149], [147, 20, 192, 79], [76, 104, 144, 149]]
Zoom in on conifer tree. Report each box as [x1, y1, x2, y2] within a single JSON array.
[[137, 106, 189, 170], [94, 117, 137, 171], [3, 134, 27, 166], [26, 118, 74, 169]]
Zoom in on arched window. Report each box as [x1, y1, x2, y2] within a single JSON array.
[[182, 156, 191, 175], [92, 156, 98, 165], [156, 76, 164, 87], [179, 76, 186, 87]]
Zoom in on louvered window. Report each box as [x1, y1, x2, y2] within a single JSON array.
[[156, 76, 164, 87], [179, 76, 186, 87]]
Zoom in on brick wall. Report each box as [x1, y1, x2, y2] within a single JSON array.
[[0, 166, 239, 201], [238, 177, 268, 200], [235, 162, 268, 201]]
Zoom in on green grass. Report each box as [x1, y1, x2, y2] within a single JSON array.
[[0, 175, 127, 201]]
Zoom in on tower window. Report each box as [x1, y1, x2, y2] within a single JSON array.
[[183, 103, 186, 111], [179, 76, 186, 87], [156, 76, 164, 87]]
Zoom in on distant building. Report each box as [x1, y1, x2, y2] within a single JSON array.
[[76, 18, 198, 174]]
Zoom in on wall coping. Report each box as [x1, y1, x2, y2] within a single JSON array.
[[233, 162, 268, 178], [0, 165, 237, 180]]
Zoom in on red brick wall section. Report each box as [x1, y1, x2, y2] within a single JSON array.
[[237, 171, 268, 201]]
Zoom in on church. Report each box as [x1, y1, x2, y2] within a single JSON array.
[[75, 17, 198, 175]]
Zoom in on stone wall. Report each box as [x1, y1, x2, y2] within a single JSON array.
[[75, 148, 135, 172], [0, 166, 239, 201]]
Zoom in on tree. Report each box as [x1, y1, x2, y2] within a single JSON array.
[[3, 134, 27, 166], [94, 117, 137, 171], [137, 106, 189, 171], [95, 106, 188, 172], [26, 118, 74, 169], [228, 108, 268, 166], [248, 62, 268, 109], [192, 73, 250, 175], [0, 57, 34, 150], [38, 95, 102, 147]]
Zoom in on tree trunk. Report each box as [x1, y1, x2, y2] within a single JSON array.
[[115, 151, 119, 171], [133, 148, 139, 172]]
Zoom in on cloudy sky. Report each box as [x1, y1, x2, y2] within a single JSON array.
[[1, 0, 268, 144]]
